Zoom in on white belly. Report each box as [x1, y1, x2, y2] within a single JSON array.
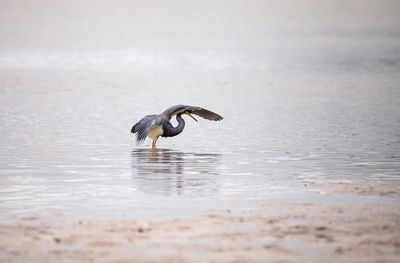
[[148, 125, 163, 141]]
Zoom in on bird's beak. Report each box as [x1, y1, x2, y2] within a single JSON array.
[[185, 112, 198, 122]]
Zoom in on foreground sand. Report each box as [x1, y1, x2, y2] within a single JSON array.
[[1, 182, 399, 263]]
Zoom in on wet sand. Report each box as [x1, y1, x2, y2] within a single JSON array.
[[1, 182, 399, 263]]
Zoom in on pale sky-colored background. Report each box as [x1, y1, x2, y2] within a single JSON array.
[[1, 0, 399, 49]]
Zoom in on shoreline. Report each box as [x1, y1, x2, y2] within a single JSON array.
[[1, 181, 399, 263]]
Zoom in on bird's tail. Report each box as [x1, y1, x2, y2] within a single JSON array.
[[131, 114, 160, 146]]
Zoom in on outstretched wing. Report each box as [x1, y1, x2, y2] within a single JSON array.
[[190, 107, 224, 121], [131, 115, 163, 145], [162, 105, 223, 121]]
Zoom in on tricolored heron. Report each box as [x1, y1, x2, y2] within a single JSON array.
[[131, 105, 223, 148]]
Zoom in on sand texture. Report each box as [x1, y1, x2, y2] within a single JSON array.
[[1, 182, 399, 263]]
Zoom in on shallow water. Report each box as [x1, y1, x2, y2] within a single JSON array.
[[1, 23, 400, 220]]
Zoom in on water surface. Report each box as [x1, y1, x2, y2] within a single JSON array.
[[0, 24, 399, 220]]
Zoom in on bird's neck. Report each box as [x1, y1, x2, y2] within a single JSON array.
[[168, 114, 185, 137]]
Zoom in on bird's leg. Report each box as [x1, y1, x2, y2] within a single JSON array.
[[152, 137, 158, 149]]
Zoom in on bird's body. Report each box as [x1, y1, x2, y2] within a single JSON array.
[[131, 105, 223, 148]]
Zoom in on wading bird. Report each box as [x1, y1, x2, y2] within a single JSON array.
[[131, 105, 223, 148]]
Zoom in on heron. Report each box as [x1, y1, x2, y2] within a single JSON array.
[[131, 105, 223, 148]]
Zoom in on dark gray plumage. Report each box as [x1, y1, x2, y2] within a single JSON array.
[[131, 105, 223, 148]]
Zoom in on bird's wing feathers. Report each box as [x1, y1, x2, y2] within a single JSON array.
[[131, 115, 163, 145], [161, 105, 187, 119], [162, 105, 223, 121], [189, 107, 224, 121]]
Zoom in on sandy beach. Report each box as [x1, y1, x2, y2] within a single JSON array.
[[1, 181, 399, 263]]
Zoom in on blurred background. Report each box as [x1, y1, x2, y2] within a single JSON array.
[[1, 0, 399, 74]]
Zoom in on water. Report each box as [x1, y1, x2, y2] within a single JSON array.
[[1, 22, 400, 220]]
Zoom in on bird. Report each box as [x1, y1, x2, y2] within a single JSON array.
[[131, 105, 223, 149]]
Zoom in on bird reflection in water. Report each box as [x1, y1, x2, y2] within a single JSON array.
[[131, 149, 221, 196]]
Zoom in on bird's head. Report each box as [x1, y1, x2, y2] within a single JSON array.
[[182, 111, 198, 122]]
